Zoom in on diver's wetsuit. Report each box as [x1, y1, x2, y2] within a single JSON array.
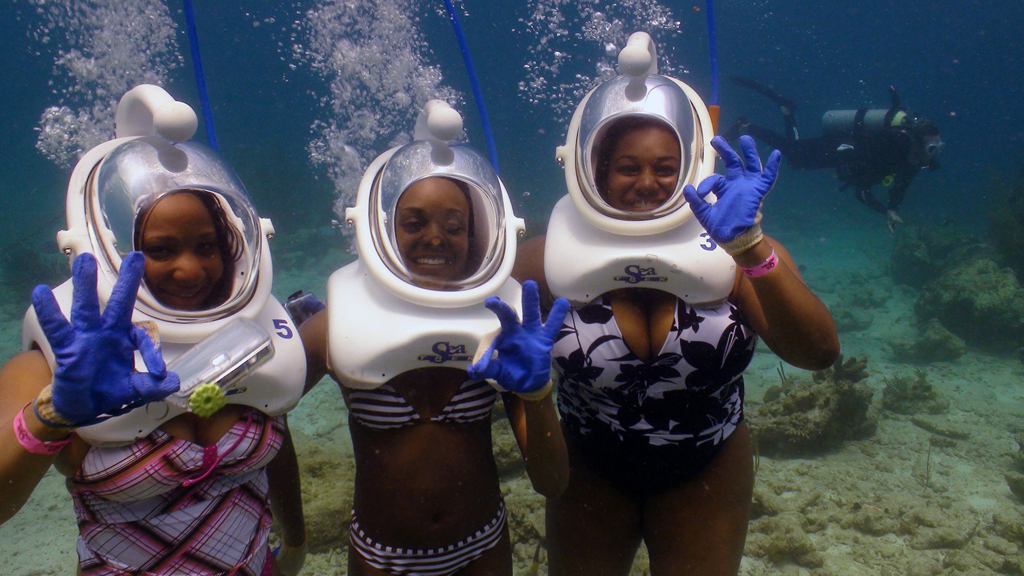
[[743, 117, 922, 215], [729, 76, 933, 215]]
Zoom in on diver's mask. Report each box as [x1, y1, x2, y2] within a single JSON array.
[[925, 138, 945, 161], [555, 32, 718, 236], [92, 138, 264, 322], [347, 100, 524, 308], [56, 85, 275, 340]]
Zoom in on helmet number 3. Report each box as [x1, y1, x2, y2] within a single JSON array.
[[700, 233, 717, 251]]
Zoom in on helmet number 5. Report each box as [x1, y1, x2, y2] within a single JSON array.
[[273, 319, 293, 339]]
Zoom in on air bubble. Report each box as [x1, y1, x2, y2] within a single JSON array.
[[30, 0, 179, 168], [294, 0, 462, 235], [519, 0, 683, 122]]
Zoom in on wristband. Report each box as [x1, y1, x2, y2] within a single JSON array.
[[741, 248, 778, 279], [516, 380, 553, 402], [14, 404, 72, 455]]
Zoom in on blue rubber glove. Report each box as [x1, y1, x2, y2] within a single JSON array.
[[31, 252, 180, 426], [683, 135, 781, 255], [468, 280, 570, 398]]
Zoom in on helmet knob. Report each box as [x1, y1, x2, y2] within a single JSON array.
[[154, 101, 198, 142], [115, 84, 199, 142], [618, 32, 659, 102], [427, 104, 463, 142], [414, 100, 463, 166], [619, 47, 653, 78]]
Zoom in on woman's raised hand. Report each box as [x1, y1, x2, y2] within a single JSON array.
[[31, 252, 180, 427], [468, 281, 570, 400], [683, 135, 781, 255]]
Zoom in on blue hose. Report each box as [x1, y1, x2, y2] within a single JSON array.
[[441, 0, 499, 175], [705, 0, 719, 106], [182, 0, 218, 151]]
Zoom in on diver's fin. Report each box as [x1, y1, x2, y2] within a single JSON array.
[[721, 117, 749, 141], [730, 76, 797, 111], [888, 85, 901, 110]]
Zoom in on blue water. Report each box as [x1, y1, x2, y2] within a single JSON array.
[[2, 1, 1020, 246], [2, 1, 1024, 573]]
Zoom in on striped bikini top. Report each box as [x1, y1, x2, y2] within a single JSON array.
[[347, 378, 498, 430]]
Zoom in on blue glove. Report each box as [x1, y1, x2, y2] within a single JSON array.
[[683, 135, 781, 255], [32, 252, 180, 426], [467, 281, 570, 398]]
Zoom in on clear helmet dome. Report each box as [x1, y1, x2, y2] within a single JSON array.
[[371, 140, 506, 292], [576, 74, 696, 221], [91, 137, 263, 321]]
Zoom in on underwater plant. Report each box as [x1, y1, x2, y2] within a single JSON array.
[[890, 318, 966, 364], [880, 369, 949, 415], [812, 353, 868, 385]]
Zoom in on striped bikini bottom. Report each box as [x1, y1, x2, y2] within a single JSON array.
[[348, 501, 506, 576]]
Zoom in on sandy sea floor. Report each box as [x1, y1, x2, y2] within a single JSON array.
[[2, 204, 1022, 576]]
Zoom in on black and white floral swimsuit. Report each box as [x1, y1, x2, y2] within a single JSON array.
[[551, 294, 757, 492]]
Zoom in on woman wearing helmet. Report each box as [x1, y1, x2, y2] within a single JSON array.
[[298, 101, 570, 575], [0, 86, 308, 576], [513, 34, 839, 575]]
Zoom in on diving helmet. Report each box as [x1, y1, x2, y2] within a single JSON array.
[[555, 32, 717, 236], [346, 100, 524, 308], [57, 85, 275, 341]]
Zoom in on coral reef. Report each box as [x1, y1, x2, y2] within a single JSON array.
[[890, 222, 981, 289], [889, 317, 966, 363], [745, 511, 825, 568], [761, 362, 796, 403], [880, 369, 949, 415], [748, 355, 877, 456], [987, 166, 1024, 284], [915, 258, 1024, 353]]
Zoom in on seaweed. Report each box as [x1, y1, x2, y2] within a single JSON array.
[[812, 354, 868, 385], [881, 369, 949, 415]]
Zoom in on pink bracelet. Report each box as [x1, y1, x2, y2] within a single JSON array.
[[13, 404, 72, 455], [741, 248, 778, 279]]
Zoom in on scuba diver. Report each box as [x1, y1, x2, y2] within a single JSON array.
[[0, 86, 308, 576], [513, 33, 839, 575], [298, 100, 570, 575], [724, 76, 944, 233]]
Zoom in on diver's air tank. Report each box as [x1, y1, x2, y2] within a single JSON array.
[[821, 108, 906, 138]]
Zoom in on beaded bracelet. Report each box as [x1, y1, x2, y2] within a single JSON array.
[[741, 248, 778, 279], [13, 404, 72, 455]]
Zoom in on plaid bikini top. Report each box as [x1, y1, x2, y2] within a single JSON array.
[[69, 409, 284, 576]]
